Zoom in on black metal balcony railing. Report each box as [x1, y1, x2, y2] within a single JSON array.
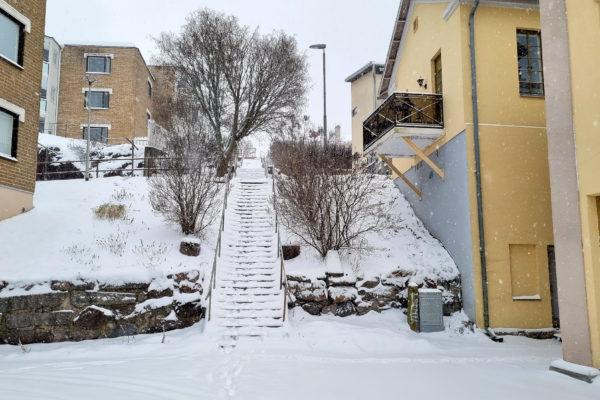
[[363, 92, 443, 152]]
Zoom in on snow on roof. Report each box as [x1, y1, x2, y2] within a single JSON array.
[[345, 62, 384, 83], [64, 41, 138, 48]]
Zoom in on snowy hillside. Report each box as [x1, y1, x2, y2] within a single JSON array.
[[0, 177, 219, 290]]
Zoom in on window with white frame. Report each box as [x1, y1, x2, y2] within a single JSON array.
[[86, 55, 111, 73], [84, 90, 110, 109], [82, 126, 109, 143], [0, 106, 18, 158], [0, 8, 25, 66]]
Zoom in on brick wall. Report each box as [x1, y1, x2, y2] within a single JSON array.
[[57, 45, 154, 143], [0, 0, 46, 194]]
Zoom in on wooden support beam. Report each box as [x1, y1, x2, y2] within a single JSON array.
[[402, 137, 445, 179], [380, 155, 422, 198]]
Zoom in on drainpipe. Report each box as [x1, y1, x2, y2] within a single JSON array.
[[469, 0, 501, 342]]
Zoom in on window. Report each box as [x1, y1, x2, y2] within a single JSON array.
[[82, 126, 109, 143], [0, 107, 18, 158], [148, 80, 152, 97], [86, 55, 111, 73], [0, 9, 24, 66], [85, 90, 110, 109], [517, 30, 544, 96], [41, 62, 49, 89], [43, 48, 49, 62], [39, 118, 45, 134], [433, 53, 443, 95], [39, 98, 47, 117]]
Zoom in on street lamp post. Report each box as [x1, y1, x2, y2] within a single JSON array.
[[84, 75, 96, 181], [310, 44, 327, 147]]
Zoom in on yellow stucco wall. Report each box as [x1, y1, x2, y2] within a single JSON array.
[[350, 71, 382, 156], [462, 5, 553, 329], [566, 0, 600, 367], [389, 2, 554, 329]]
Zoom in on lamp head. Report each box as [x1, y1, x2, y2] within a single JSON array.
[[309, 44, 326, 50]]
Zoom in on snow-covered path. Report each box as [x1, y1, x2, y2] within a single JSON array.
[[0, 311, 597, 400], [209, 159, 284, 343]]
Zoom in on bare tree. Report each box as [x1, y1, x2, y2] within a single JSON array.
[[149, 95, 221, 236], [155, 9, 308, 176], [272, 140, 396, 258]]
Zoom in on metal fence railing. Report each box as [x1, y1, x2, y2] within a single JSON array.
[[262, 157, 292, 322], [205, 155, 238, 321]]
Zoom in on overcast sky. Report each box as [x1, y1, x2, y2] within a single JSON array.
[[46, 0, 398, 141]]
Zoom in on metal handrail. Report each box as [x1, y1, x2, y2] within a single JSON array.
[[205, 156, 238, 321], [270, 168, 292, 322]]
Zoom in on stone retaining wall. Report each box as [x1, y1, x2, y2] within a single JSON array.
[[287, 270, 461, 317], [0, 271, 204, 345]]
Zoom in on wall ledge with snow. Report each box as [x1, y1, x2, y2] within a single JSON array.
[[0, 271, 203, 345]]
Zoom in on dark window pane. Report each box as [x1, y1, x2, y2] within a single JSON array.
[[86, 56, 111, 73], [530, 57, 542, 71], [86, 91, 110, 108], [528, 34, 540, 47], [517, 33, 528, 47], [518, 57, 529, 70], [530, 70, 543, 83], [530, 83, 544, 96], [0, 11, 22, 64], [83, 127, 108, 143], [517, 43, 529, 59], [0, 108, 17, 156]]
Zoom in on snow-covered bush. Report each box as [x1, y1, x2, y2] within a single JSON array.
[[273, 140, 397, 258], [148, 104, 221, 236]]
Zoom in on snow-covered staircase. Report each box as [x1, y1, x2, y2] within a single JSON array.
[[208, 158, 285, 346]]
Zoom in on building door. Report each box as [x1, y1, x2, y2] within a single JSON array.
[[547, 245, 560, 329]]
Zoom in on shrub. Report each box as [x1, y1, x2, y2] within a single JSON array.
[[93, 203, 127, 220], [272, 139, 396, 258], [148, 129, 220, 236]]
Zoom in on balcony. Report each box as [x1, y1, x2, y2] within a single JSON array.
[[362, 92, 443, 156]]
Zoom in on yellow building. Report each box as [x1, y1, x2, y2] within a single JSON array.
[[540, 0, 600, 373], [345, 62, 384, 157], [359, 0, 555, 332]]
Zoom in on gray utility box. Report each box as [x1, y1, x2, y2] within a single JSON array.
[[418, 289, 444, 333]]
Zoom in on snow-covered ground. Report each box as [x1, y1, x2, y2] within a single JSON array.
[[0, 177, 218, 287], [0, 310, 597, 400]]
